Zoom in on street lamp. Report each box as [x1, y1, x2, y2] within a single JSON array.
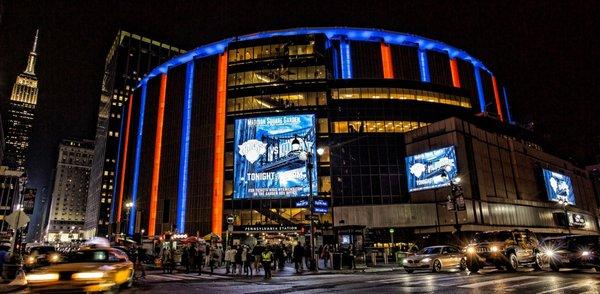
[[441, 168, 463, 243], [557, 199, 571, 235], [125, 201, 134, 236], [292, 136, 318, 271]]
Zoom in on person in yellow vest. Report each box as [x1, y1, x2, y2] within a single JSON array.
[[261, 246, 273, 280]]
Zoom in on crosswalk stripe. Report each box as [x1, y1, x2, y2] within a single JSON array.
[[537, 281, 598, 294], [459, 276, 535, 288]]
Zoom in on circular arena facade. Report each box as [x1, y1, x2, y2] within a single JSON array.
[[111, 27, 598, 242]]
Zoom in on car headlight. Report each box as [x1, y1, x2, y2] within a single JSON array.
[[26, 256, 36, 264], [544, 249, 555, 257], [421, 258, 431, 263], [72, 271, 106, 280], [49, 254, 60, 262], [26, 273, 60, 282], [466, 247, 476, 254], [402, 259, 408, 264], [490, 246, 499, 253], [581, 251, 591, 257]]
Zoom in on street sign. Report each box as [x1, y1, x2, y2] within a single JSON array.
[[305, 214, 319, 221], [456, 195, 466, 211], [5, 210, 30, 228]]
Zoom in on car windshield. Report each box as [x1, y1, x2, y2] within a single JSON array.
[[420, 247, 442, 254], [473, 231, 513, 243], [567, 236, 599, 250], [67, 250, 112, 263]]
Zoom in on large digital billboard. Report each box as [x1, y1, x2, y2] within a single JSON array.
[[542, 169, 575, 205], [234, 114, 317, 199], [406, 146, 458, 192]]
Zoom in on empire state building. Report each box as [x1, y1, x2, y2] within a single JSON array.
[[4, 30, 39, 171]]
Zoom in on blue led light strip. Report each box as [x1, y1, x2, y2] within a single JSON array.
[[502, 86, 514, 124], [129, 83, 148, 235], [137, 27, 492, 88], [340, 39, 352, 79], [109, 102, 127, 223], [474, 67, 486, 113], [418, 49, 430, 83], [331, 41, 340, 79], [176, 62, 194, 233]]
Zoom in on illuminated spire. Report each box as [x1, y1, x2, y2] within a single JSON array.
[[24, 29, 38, 75]]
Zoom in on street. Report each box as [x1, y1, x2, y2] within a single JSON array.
[[113, 268, 600, 294]]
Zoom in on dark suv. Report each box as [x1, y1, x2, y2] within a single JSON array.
[[540, 235, 600, 271], [465, 230, 542, 272]]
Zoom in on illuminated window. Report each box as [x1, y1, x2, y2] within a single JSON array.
[[331, 120, 429, 133], [332, 88, 470, 108]]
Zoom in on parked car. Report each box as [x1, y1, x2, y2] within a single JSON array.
[[403, 245, 466, 273], [26, 247, 134, 293], [540, 235, 600, 271], [465, 230, 542, 272]]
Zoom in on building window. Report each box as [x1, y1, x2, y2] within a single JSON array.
[[331, 121, 429, 133], [331, 88, 471, 108]]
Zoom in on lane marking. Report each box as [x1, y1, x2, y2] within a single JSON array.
[[459, 276, 535, 288], [537, 281, 598, 294]]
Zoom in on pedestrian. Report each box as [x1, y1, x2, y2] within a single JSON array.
[[261, 246, 273, 280], [224, 246, 232, 274], [209, 246, 218, 275], [245, 246, 255, 276], [275, 244, 286, 270], [181, 244, 190, 273], [348, 244, 356, 269], [321, 244, 330, 269], [251, 244, 264, 273], [234, 246, 243, 276], [293, 242, 305, 273], [188, 244, 197, 273], [196, 242, 205, 275], [135, 244, 147, 278]]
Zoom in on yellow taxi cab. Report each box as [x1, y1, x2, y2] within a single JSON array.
[[25, 247, 134, 293]]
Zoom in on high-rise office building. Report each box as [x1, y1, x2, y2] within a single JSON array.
[[46, 139, 93, 242], [83, 31, 185, 238], [4, 30, 39, 171]]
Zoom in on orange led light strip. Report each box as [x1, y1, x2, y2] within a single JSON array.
[[212, 52, 228, 237], [491, 75, 504, 122], [116, 94, 134, 222], [380, 42, 394, 79], [450, 58, 461, 88], [148, 74, 168, 236]]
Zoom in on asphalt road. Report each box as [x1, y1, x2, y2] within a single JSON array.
[[121, 268, 600, 293]]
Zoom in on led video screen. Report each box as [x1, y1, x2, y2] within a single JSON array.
[[406, 146, 458, 192], [233, 114, 317, 199], [543, 169, 575, 205]]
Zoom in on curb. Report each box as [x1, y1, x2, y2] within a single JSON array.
[[0, 285, 26, 293]]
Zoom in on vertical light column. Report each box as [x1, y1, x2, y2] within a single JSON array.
[[113, 94, 133, 224], [418, 49, 430, 83], [380, 42, 394, 79], [502, 87, 514, 124], [129, 83, 148, 235], [212, 52, 228, 236], [148, 73, 168, 237], [449, 58, 461, 88], [491, 76, 504, 122], [176, 62, 194, 233], [473, 66, 486, 113], [340, 38, 352, 79]]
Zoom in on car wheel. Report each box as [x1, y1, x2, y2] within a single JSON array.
[[405, 269, 414, 273], [506, 253, 519, 272], [459, 258, 467, 271], [467, 258, 479, 273], [533, 254, 543, 271], [550, 263, 560, 272], [432, 259, 442, 273]]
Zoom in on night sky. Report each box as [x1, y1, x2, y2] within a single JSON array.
[[1, 0, 599, 192]]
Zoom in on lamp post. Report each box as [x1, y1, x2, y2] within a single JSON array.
[[558, 199, 571, 235], [125, 201, 134, 237], [292, 135, 322, 271], [441, 167, 462, 243]]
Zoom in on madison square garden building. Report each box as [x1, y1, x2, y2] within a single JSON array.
[[111, 28, 598, 245]]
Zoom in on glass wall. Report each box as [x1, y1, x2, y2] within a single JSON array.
[[226, 91, 326, 113], [228, 42, 315, 63], [331, 120, 429, 133], [228, 66, 326, 87], [331, 87, 471, 108]]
